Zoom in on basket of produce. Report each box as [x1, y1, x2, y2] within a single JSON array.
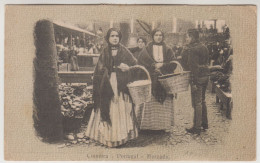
[[59, 84, 93, 132], [158, 61, 190, 94], [127, 65, 152, 105]]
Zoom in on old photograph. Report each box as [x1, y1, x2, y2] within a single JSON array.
[[4, 5, 256, 161]]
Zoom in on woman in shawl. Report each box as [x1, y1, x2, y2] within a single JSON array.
[[85, 28, 139, 147], [137, 29, 177, 132], [128, 37, 147, 59]]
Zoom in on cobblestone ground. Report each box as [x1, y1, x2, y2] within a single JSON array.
[[60, 86, 231, 149]]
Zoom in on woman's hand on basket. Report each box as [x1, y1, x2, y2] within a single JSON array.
[[155, 63, 163, 69], [154, 69, 162, 75], [154, 63, 163, 75], [118, 63, 130, 72]]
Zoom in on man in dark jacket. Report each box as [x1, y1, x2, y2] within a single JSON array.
[[181, 29, 210, 134]]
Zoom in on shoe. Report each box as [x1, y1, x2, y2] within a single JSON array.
[[202, 125, 208, 130], [201, 128, 207, 132], [165, 129, 171, 133], [186, 128, 201, 135]]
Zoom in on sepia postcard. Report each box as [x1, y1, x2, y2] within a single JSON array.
[[4, 4, 256, 161]]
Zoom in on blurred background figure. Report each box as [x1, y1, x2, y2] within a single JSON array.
[[69, 46, 79, 71], [128, 37, 147, 59], [59, 47, 69, 63]]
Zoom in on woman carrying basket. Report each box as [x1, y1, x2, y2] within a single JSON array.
[[85, 28, 139, 147], [137, 29, 177, 132]]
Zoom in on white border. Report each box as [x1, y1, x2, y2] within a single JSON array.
[[0, 0, 259, 4], [0, 1, 258, 163]]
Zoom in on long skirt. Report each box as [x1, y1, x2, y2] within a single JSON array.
[[137, 95, 174, 131], [85, 72, 138, 147]]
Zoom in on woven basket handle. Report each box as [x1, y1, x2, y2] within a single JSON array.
[[170, 61, 184, 73], [129, 65, 151, 81]]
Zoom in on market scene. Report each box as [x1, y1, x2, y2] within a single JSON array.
[[33, 18, 233, 148]]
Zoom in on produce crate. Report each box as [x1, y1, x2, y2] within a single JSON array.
[[59, 83, 93, 133]]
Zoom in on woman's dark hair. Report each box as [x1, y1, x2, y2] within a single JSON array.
[[188, 29, 199, 41], [105, 28, 122, 44], [151, 28, 164, 42], [137, 37, 147, 45]]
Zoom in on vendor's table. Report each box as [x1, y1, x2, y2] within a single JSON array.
[[214, 83, 232, 119], [77, 53, 100, 67], [58, 71, 93, 84]]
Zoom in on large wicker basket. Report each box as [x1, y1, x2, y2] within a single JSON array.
[[158, 61, 190, 94], [127, 65, 152, 105]]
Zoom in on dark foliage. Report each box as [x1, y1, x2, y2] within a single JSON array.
[[33, 20, 63, 143]]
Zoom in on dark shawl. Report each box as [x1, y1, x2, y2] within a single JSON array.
[[138, 42, 177, 103], [129, 47, 143, 59], [93, 44, 137, 124]]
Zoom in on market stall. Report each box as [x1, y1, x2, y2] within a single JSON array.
[[52, 21, 100, 134], [53, 20, 101, 72]]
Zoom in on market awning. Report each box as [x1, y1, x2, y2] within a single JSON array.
[[53, 20, 97, 37]]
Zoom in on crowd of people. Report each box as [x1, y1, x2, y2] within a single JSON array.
[[202, 25, 232, 93], [56, 36, 104, 71], [81, 27, 217, 148]]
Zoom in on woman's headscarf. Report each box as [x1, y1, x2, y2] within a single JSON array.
[[151, 28, 165, 45], [105, 28, 122, 47]]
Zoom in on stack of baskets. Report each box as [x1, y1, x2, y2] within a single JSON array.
[[158, 61, 190, 94], [127, 65, 152, 105]]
